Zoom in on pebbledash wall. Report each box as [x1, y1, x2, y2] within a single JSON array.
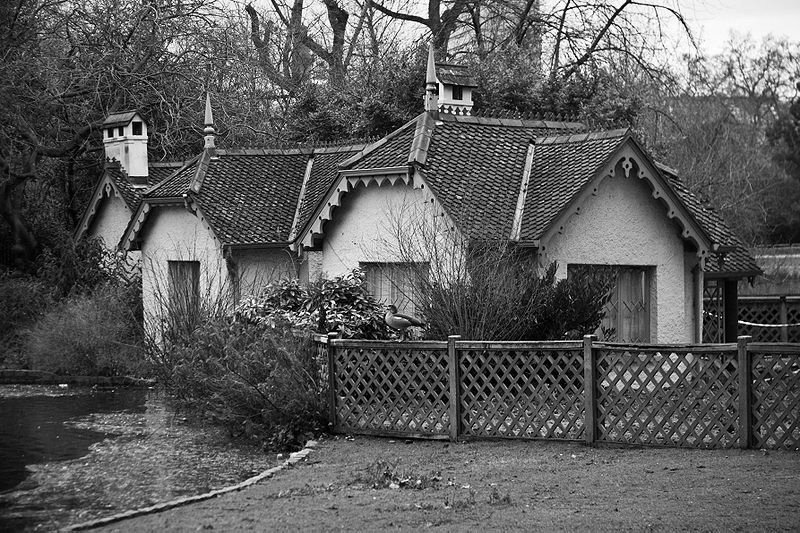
[[540, 158, 701, 343], [140, 206, 227, 340], [88, 187, 141, 264], [318, 179, 454, 278], [233, 247, 297, 298], [140, 206, 298, 339]]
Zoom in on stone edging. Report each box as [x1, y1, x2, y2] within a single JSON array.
[[63, 440, 320, 531]]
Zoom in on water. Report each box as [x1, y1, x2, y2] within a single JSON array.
[[0, 387, 148, 492], [0, 385, 270, 531]]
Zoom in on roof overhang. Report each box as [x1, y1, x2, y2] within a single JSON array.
[[74, 172, 129, 242], [119, 197, 185, 251]]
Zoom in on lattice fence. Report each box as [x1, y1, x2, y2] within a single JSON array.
[[595, 346, 739, 448], [458, 342, 584, 440], [329, 339, 450, 438], [749, 344, 800, 449], [737, 297, 800, 343], [321, 335, 800, 450]]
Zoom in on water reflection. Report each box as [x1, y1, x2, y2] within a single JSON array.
[[0, 387, 148, 492]]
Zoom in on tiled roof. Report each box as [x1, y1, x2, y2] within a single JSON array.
[[707, 247, 761, 277], [195, 152, 310, 245], [345, 119, 418, 170], [519, 130, 627, 242], [146, 159, 199, 199], [419, 117, 588, 240], [105, 161, 187, 211], [103, 111, 141, 128], [658, 165, 760, 277], [143, 146, 365, 246], [296, 147, 362, 235], [436, 63, 478, 87]]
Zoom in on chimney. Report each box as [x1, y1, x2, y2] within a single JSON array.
[[435, 62, 477, 116], [102, 111, 149, 187]]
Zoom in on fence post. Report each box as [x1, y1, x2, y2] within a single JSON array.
[[327, 332, 339, 433], [780, 296, 788, 343], [447, 335, 461, 442], [583, 335, 598, 445], [737, 335, 753, 449]]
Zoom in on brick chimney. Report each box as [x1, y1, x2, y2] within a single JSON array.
[[102, 111, 148, 187]]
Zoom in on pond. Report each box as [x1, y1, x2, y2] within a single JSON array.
[[0, 385, 273, 531]]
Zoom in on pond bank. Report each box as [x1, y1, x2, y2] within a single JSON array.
[[0, 370, 155, 387], [0, 385, 275, 532]]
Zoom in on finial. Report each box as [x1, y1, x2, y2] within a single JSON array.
[[426, 43, 437, 86], [424, 43, 439, 115], [203, 92, 216, 149]]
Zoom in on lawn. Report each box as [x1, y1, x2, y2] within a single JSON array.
[[95, 435, 800, 531]]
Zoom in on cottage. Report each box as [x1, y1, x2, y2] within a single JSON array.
[[103, 50, 757, 343], [74, 111, 186, 265]]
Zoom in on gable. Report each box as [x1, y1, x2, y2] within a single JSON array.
[[527, 136, 713, 258]]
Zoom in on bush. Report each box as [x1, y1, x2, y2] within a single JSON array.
[[419, 246, 615, 341], [0, 272, 54, 367], [166, 319, 327, 450], [237, 269, 389, 339], [26, 282, 145, 376]]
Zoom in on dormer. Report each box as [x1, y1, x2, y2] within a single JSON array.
[[435, 63, 477, 115], [102, 111, 149, 187]]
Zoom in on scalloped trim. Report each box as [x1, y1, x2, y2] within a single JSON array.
[[300, 171, 412, 249]]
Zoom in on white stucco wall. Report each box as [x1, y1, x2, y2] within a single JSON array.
[[540, 171, 698, 343], [234, 248, 298, 298], [89, 191, 131, 249], [319, 180, 458, 278], [88, 189, 141, 265], [140, 206, 226, 339]]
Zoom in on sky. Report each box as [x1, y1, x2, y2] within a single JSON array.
[[682, 0, 800, 54]]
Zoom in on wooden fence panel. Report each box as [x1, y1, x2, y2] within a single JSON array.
[[594, 345, 740, 448], [748, 344, 800, 449], [458, 342, 585, 440], [318, 336, 800, 450], [329, 340, 450, 438]]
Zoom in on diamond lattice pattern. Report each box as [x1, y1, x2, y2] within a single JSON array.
[[596, 349, 739, 448], [333, 346, 450, 435], [459, 348, 585, 439], [751, 350, 800, 449]]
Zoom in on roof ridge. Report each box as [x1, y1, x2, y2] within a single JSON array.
[[534, 128, 630, 145], [144, 155, 200, 197], [443, 111, 585, 130], [338, 114, 421, 169]]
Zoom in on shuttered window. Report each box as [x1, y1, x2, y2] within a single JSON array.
[[569, 265, 652, 343], [361, 262, 427, 315], [168, 260, 200, 315]]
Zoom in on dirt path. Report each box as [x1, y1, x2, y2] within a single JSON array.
[[95, 436, 800, 532]]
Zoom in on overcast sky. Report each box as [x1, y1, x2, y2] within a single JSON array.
[[683, 0, 800, 54]]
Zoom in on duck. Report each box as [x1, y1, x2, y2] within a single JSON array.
[[384, 304, 426, 341]]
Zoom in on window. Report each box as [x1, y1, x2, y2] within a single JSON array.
[[167, 260, 200, 316], [132, 121, 143, 136], [117, 127, 124, 137], [106, 128, 113, 138], [451, 85, 463, 101], [569, 265, 651, 343], [361, 262, 427, 315]]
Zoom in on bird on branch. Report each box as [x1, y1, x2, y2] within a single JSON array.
[[384, 304, 426, 341]]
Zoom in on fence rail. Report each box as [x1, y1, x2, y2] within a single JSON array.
[[318, 334, 800, 450]]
